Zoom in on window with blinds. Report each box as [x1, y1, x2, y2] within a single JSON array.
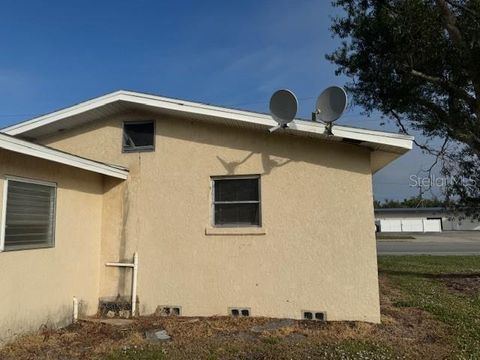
[[212, 176, 261, 227], [1, 178, 56, 251]]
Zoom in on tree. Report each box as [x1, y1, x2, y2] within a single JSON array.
[[374, 196, 446, 208], [328, 0, 480, 218]]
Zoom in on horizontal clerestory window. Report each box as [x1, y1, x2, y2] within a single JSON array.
[[212, 176, 261, 227], [1, 177, 57, 251]]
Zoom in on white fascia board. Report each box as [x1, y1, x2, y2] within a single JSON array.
[[117, 92, 414, 151], [1, 90, 414, 152], [0, 134, 128, 179], [2, 91, 126, 136], [289, 121, 414, 151]]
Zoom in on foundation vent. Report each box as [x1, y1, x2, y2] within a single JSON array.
[[154, 305, 181, 317], [229, 307, 250, 317], [302, 310, 326, 321]]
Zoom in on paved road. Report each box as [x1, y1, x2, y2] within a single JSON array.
[[377, 231, 480, 255]]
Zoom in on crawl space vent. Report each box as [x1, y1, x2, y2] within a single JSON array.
[[229, 307, 250, 317], [156, 306, 181, 316], [302, 310, 326, 321]]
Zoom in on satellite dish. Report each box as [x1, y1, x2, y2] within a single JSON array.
[[269, 89, 298, 132], [314, 86, 348, 123]]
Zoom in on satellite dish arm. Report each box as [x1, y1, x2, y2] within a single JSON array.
[[269, 123, 289, 133], [325, 122, 333, 135], [313, 110, 334, 136], [269, 124, 282, 133]]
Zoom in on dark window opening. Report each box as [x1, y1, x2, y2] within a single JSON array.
[[2, 179, 56, 251], [212, 177, 260, 227], [123, 121, 154, 152]]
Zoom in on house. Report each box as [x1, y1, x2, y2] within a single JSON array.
[[375, 207, 480, 232], [0, 132, 127, 341], [0, 90, 413, 341]]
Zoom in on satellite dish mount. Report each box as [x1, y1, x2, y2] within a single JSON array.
[[312, 86, 348, 136]]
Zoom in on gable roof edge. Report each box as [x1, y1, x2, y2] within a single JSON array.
[[0, 133, 128, 179], [1, 90, 414, 153]]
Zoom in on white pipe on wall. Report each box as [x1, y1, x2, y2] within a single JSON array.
[[73, 296, 78, 323], [105, 252, 139, 317], [132, 252, 138, 316]]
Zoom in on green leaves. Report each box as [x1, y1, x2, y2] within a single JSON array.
[[329, 0, 480, 217]]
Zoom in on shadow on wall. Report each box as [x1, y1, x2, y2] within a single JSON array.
[[102, 177, 131, 298], [216, 153, 292, 175], [38, 110, 371, 175], [156, 116, 370, 175]]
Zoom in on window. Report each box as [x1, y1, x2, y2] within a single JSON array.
[[212, 176, 260, 227], [123, 121, 155, 152], [1, 177, 56, 251]]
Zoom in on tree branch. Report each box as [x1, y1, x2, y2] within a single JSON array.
[[441, 1, 480, 116], [409, 69, 477, 110], [445, 0, 479, 18], [388, 109, 445, 154], [391, 111, 451, 198], [435, 0, 465, 47]]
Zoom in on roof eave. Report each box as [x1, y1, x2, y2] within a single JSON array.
[[1, 90, 414, 158], [0, 133, 128, 180]]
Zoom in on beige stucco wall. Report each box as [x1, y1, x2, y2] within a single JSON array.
[[41, 112, 380, 323], [0, 149, 104, 342]]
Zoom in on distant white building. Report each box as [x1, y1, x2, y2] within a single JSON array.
[[374, 207, 480, 233]]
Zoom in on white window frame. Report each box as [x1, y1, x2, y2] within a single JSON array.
[[211, 175, 261, 228], [0, 176, 57, 252]]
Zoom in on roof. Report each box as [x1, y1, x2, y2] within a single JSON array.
[[375, 207, 446, 214], [0, 132, 128, 179], [0, 90, 414, 172]]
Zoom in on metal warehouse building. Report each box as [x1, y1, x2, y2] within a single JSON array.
[[375, 208, 480, 233]]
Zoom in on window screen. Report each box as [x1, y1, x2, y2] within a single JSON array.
[[212, 177, 260, 226], [2, 179, 56, 251], [123, 121, 154, 152]]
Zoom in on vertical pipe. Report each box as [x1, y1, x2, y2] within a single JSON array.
[[73, 297, 78, 323], [131, 252, 138, 316]]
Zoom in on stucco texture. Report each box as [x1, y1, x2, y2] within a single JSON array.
[[0, 149, 104, 342], [41, 112, 380, 323]]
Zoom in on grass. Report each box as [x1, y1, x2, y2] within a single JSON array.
[[378, 256, 480, 359], [379, 255, 480, 274], [1, 256, 479, 359], [376, 233, 416, 240], [105, 340, 395, 360]]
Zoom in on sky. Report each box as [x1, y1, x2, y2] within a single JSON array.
[[0, 0, 442, 201]]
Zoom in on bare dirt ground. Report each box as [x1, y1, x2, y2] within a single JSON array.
[[440, 275, 480, 296], [0, 275, 455, 360]]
